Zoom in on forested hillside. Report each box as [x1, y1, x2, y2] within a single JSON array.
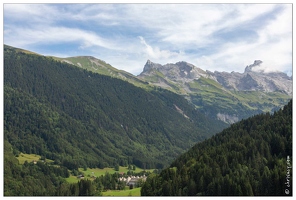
[[4, 139, 104, 196], [141, 100, 292, 196], [4, 44, 227, 170]]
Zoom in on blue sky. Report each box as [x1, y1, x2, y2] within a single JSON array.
[[3, 3, 292, 75]]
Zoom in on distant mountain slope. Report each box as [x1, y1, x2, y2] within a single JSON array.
[[4, 45, 227, 169], [56, 56, 150, 89], [141, 100, 292, 196], [208, 60, 292, 94], [138, 60, 292, 123], [50, 54, 291, 125]]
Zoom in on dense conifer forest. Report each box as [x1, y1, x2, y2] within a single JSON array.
[[141, 100, 292, 196], [4, 45, 292, 196], [4, 45, 226, 170]]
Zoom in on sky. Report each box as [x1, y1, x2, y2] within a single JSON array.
[[3, 3, 293, 76]]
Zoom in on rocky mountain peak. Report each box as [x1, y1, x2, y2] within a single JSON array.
[[176, 61, 194, 71], [142, 59, 162, 73], [244, 60, 263, 73], [139, 59, 292, 96], [138, 59, 292, 124], [140, 60, 208, 80]]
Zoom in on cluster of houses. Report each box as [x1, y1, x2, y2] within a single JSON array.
[[118, 175, 147, 186], [75, 170, 148, 187], [77, 172, 96, 179], [76, 173, 147, 187]]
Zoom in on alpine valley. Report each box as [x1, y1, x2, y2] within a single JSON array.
[[4, 44, 292, 196], [60, 55, 292, 124]]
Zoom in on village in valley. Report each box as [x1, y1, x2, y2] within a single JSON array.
[[73, 164, 154, 191], [77, 172, 147, 187], [118, 175, 147, 187]]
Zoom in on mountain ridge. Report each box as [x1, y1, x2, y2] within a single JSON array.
[[4, 44, 291, 124], [139, 59, 292, 95], [138, 59, 291, 124]]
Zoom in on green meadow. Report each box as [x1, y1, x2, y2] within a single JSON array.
[[102, 187, 141, 196], [79, 166, 150, 177], [16, 153, 54, 164], [66, 166, 154, 183]]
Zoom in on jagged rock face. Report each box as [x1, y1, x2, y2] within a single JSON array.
[[238, 73, 259, 91], [138, 59, 292, 124], [140, 60, 292, 96], [244, 60, 263, 73], [140, 60, 209, 83], [143, 60, 163, 73], [211, 70, 293, 95], [213, 61, 292, 95], [207, 71, 243, 90]]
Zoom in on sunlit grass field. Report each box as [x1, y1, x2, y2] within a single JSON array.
[[79, 166, 153, 176], [16, 153, 54, 164], [65, 166, 154, 183], [102, 187, 141, 196]]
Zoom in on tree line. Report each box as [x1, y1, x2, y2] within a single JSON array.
[[141, 100, 292, 196]]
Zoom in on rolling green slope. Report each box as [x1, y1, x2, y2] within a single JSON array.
[[54, 56, 150, 89], [4, 45, 227, 170], [141, 100, 292, 196]]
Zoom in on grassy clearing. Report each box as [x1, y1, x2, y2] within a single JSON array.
[[78, 166, 154, 177], [16, 153, 54, 164], [17, 153, 41, 164], [102, 187, 141, 196], [66, 166, 155, 183], [65, 175, 94, 183]]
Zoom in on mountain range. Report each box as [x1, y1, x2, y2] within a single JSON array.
[[60, 56, 291, 124], [140, 59, 292, 95]]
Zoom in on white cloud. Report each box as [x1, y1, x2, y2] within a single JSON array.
[[3, 4, 292, 75], [192, 34, 292, 74], [138, 36, 182, 60], [4, 25, 120, 51], [170, 4, 292, 74], [4, 4, 59, 24]]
